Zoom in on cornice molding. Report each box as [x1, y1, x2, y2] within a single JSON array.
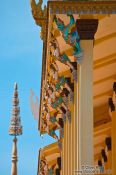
[[48, 1, 116, 14]]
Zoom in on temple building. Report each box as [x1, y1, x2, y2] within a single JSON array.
[[30, 1, 116, 174]]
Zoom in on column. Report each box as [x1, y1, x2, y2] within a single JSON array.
[[76, 19, 98, 174], [11, 137, 18, 175]]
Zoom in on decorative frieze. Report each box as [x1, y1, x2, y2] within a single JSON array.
[[48, 1, 116, 14]]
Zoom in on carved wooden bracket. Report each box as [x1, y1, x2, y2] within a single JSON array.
[[108, 97, 115, 112], [113, 82, 116, 94], [30, 0, 47, 41], [101, 149, 107, 162], [105, 137, 111, 151]]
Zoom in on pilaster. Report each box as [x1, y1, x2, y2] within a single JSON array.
[[77, 19, 98, 175]]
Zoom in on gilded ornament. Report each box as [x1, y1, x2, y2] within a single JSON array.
[[30, 0, 47, 41]]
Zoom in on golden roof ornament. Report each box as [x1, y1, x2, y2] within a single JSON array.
[[30, 0, 47, 41]]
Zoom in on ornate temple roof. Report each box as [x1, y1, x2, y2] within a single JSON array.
[[30, 0, 116, 134], [30, 0, 116, 172], [38, 142, 61, 175]]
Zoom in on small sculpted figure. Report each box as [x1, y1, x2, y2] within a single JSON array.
[[49, 64, 74, 95], [54, 14, 83, 63], [50, 38, 77, 82]]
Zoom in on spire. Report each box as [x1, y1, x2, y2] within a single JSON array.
[[9, 83, 23, 175], [9, 82, 22, 136]]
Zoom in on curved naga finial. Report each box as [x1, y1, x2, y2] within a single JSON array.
[[30, 0, 47, 41]]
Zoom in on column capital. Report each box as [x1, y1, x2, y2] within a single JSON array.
[[76, 19, 98, 40]]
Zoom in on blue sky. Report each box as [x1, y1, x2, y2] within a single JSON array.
[[0, 0, 55, 174]]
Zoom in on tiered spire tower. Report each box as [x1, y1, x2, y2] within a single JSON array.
[[9, 83, 22, 175]]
